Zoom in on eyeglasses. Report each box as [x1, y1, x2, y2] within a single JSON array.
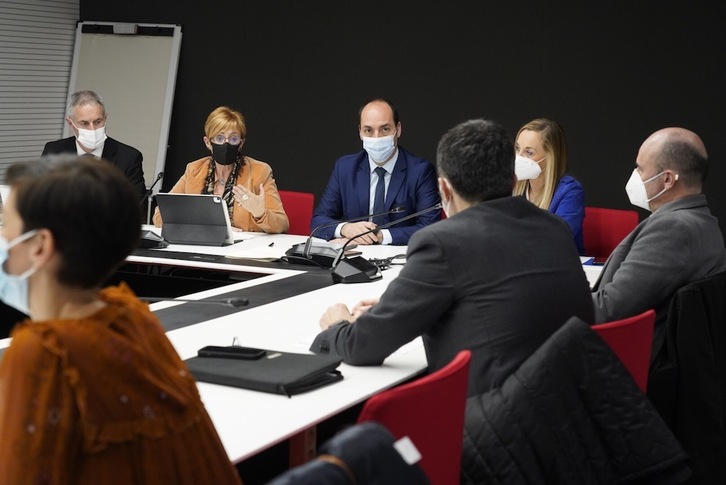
[[210, 134, 243, 146]]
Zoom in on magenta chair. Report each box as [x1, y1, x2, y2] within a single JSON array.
[[592, 309, 655, 392], [583, 207, 639, 263], [357, 350, 471, 485], [278, 190, 314, 235]]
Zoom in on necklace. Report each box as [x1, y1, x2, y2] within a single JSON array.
[[217, 178, 227, 186]]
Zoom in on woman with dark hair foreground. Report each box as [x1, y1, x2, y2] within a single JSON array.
[[0, 155, 241, 484]]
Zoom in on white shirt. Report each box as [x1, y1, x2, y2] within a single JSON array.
[[334, 149, 399, 245], [75, 138, 105, 158]]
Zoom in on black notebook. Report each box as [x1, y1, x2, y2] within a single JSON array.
[[185, 350, 343, 397]]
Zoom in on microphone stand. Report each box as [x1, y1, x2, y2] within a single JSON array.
[[140, 296, 250, 307], [331, 203, 443, 283], [138, 172, 168, 249], [141, 171, 164, 225], [285, 206, 405, 268]]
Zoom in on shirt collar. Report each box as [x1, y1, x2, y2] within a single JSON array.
[[368, 148, 399, 175], [75, 139, 105, 157]]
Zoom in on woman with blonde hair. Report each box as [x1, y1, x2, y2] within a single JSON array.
[[514, 118, 585, 254], [154, 106, 289, 233]]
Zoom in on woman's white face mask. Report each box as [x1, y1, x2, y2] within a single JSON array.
[[0, 229, 39, 315], [514, 155, 545, 180]]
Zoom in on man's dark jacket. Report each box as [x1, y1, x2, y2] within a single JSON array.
[[42, 136, 145, 198]]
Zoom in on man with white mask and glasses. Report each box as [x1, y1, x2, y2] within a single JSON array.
[[311, 98, 440, 245], [42, 90, 145, 199], [592, 127, 726, 352]]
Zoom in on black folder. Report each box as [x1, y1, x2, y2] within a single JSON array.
[[185, 350, 343, 397]]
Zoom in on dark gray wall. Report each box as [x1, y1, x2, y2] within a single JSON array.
[[83, 1, 726, 228]]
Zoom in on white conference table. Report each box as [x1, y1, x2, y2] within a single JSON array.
[[164, 271, 426, 464], [0, 227, 603, 466], [130, 228, 604, 463], [127, 229, 425, 464]]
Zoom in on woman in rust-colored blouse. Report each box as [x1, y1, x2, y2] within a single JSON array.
[[0, 155, 242, 484]]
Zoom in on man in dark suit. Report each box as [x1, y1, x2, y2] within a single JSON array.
[[42, 90, 145, 199], [311, 119, 594, 397], [310, 99, 440, 245]]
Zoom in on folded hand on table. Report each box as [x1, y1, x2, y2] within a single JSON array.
[[319, 297, 381, 331], [351, 298, 379, 319], [319, 303, 355, 330], [340, 221, 382, 245]]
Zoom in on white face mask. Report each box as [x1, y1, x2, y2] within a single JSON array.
[[72, 121, 107, 150], [0, 230, 39, 315], [441, 195, 451, 218], [514, 155, 545, 180], [625, 169, 675, 211], [362, 134, 396, 163]]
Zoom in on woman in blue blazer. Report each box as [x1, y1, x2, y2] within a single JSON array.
[[514, 118, 585, 254]]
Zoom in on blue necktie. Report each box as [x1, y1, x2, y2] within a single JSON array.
[[372, 167, 387, 225]]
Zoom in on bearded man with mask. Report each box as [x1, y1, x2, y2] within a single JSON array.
[[42, 90, 146, 199], [592, 127, 726, 352], [311, 98, 440, 245], [152, 106, 288, 233]]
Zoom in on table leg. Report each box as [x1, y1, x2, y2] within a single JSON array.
[[288, 426, 317, 467]]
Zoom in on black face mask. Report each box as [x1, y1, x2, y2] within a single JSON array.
[[211, 142, 239, 166]]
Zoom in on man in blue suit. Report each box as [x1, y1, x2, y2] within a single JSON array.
[[311, 99, 440, 245]]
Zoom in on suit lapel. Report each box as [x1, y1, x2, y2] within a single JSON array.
[[356, 153, 370, 215], [102, 138, 118, 166], [62, 137, 77, 152], [385, 148, 406, 209]]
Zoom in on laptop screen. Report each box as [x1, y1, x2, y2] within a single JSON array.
[[155, 193, 235, 246]]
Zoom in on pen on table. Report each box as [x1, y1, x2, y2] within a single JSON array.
[[268, 242, 275, 247]]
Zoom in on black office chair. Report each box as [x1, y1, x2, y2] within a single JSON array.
[[648, 272, 726, 485]]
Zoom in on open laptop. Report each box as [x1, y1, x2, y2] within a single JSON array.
[[155, 193, 236, 246]]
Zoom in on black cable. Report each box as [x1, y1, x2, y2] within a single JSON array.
[[368, 254, 407, 270]]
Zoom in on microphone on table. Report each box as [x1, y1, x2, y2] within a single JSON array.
[[285, 206, 406, 268], [138, 229, 168, 249], [330, 203, 443, 284], [140, 296, 250, 307], [139, 172, 168, 249]]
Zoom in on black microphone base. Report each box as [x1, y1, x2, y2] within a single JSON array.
[[285, 243, 339, 268], [139, 230, 169, 249], [331, 257, 382, 284]]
